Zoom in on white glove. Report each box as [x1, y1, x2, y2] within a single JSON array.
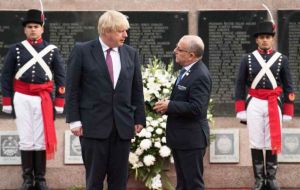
[[236, 111, 247, 121], [55, 106, 64, 114], [2, 105, 12, 114], [283, 115, 292, 122]]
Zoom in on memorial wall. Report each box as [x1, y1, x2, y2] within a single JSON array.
[[1, 10, 300, 164], [2, 10, 299, 116], [196, 10, 300, 116], [0, 11, 188, 104], [198, 10, 267, 116]]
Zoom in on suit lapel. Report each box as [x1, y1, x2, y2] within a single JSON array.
[[170, 82, 176, 99], [181, 61, 199, 83], [91, 39, 113, 88], [170, 61, 200, 99], [116, 46, 127, 89]]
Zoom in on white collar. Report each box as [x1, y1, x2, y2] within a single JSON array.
[[99, 37, 119, 53], [183, 61, 197, 72]]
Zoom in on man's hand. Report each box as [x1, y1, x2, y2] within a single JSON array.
[[2, 105, 12, 114], [153, 100, 170, 114], [236, 111, 247, 121], [135, 124, 143, 133], [71, 127, 83, 136], [283, 115, 292, 122]]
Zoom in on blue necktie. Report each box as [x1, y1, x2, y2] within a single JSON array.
[[176, 69, 186, 85]]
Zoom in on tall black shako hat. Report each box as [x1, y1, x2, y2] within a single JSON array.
[[253, 21, 275, 37], [22, 9, 44, 27]]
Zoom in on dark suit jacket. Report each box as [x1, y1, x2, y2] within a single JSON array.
[[66, 39, 146, 140], [166, 60, 212, 149]]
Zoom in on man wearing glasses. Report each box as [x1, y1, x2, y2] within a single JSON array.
[[154, 35, 212, 190]]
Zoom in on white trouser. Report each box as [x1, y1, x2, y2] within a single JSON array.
[[13, 92, 45, 150], [246, 97, 282, 149]]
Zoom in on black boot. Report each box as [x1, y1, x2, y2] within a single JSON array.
[[34, 151, 50, 190], [265, 150, 280, 190], [251, 149, 265, 190], [20, 151, 34, 190]]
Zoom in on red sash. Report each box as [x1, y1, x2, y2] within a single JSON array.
[[14, 80, 56, 160], [249, 87, 282, 154]]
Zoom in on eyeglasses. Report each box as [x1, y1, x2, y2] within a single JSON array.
[[174, 46, 190, 53]]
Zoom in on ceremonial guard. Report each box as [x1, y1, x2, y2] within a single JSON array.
[[235, 20, 295, 190], [1, 9, 65, 190]]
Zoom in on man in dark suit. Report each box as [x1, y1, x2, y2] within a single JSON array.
[[66, 10, 146, 190], [154, 35, 212, 190]]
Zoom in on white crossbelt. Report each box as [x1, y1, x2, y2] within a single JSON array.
[[251, 50, 281, 89], [15, 40, 56, 80]]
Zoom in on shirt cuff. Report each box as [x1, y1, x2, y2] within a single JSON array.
[[69, 121, 82, 130]]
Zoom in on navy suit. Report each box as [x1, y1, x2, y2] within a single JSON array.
[[66, 39, 145, 190], [166, 60, 212, 190]]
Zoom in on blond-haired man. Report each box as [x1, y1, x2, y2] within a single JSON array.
[[66, 10, 145, 190]]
